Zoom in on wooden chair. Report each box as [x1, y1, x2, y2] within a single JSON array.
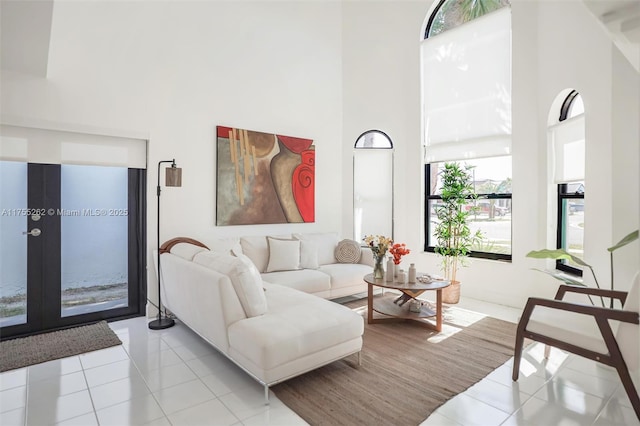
[[513, 272, 640, 419]]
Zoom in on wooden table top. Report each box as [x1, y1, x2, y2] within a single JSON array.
[[363, 273, 451, 291]]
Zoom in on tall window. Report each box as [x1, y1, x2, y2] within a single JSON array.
[[552, 91, 585, 275], [422, 0, 512, 260], [353, 130, 394, 242]]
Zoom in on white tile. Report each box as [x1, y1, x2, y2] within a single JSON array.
[[168, 398, 238, 425], [27, 371, 87, 400], [121, 335, 168, 354], [129, 347, 183, 373], [26, 389, 93, 425], [464, 378, 531, 414], [0, 386, 26, 413], [0, 369, 27, 391], [140, 362, 198, 392], [433, 393, 510, 426], [185, 352, 230, 377], [514, 346, 567, 379], [141, 416, 172, 426], [501, 395, 600, 426], [95, 394, 165, 426], [532, 381, 607, 416], [79, 345, 129, 370], [593, 400, 640, 426], [55, 412, 99, 426], [218, 385, 274, 421], [83, 359, 140, 388], [109, 317, 148, 333], [486, 364, 549, 396], [28, 357, 82, 384], [171, 339, 218, 361], [200, 365, 259, 396], [420, 411, 462, 426], [241, 400, 308, 426], [0, 407, 25, 426], [552, 367, 619, 400], [152, 379, 215, 415], [564, 355, 619, 381], [611, 384, 635, 409], [89, 373, 152, 410], [160, 327, 206, 349]]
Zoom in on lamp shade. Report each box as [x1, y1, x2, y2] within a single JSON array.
[[166, 166, 182, 187]]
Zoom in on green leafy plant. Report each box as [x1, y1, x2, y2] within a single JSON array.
[[433, 162, 484, 283], [527, 230, 638, 307]]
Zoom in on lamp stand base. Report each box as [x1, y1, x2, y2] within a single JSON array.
[[148, 317, 175, 330]]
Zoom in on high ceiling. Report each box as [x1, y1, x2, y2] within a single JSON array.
[[1, 0, 638, 77], [0, 0, 54, 77], [583, 0, 640, 71]]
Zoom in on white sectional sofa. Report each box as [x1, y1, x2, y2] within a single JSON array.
[[157, 233, 370, 402]]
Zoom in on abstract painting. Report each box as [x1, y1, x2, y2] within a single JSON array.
[[216, 126, 315, 226]]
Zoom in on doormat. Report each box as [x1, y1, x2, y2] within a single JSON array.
[[0, 321, 122, 372]]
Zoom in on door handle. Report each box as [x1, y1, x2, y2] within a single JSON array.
[[23, 228, 41, 237]]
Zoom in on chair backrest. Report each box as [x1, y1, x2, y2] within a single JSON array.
[[617, 272, 639, 371]]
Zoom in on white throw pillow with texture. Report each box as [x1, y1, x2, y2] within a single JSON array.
[[266, 237, 301, 272]]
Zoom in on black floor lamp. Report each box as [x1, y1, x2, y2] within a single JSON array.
[[149, 159, 182, 330]]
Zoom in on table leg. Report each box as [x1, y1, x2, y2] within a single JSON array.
[[367, 282, 373, 324], [436, 289, 443, 332]]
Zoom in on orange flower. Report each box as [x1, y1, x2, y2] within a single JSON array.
[[389, 243, 410, 265]]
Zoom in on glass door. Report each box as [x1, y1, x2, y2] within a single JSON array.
[[60, 164, 130, 317], [0, 161, 29, 329], [0, 126, 146, 338]]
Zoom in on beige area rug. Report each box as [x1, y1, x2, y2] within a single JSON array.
[[272, 296, 518, 426], [0, 321, 122, 372]]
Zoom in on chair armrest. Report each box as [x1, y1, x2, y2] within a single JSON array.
[[554, 285, 628, 304], [522, 297, 639, 324]]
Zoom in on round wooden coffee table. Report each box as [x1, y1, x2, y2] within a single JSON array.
[[363, 273, 451, 332]]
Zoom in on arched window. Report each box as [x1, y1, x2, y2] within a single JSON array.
[[353, 130, 393, 242], [422, 1, 512, 260], [551, 90, 585, 275], [425, 0, 510, 39]]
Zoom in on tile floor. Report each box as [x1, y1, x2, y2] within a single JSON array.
[[0, 296, 638, 425]]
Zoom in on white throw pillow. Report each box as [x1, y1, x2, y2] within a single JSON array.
[[169, 243, 208, 261], [299, 239, 319, 269], [239, 236, 270, 273], [193, 251, 267, 317], [232, 254, 268, 317], [293, 233, 339, 266], [240, 234, 291, 273], [266, 237, 301, 272]]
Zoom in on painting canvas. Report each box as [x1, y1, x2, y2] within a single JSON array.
[[216, 126, 315, 226]]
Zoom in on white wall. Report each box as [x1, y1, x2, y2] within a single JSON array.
[[1, 1, 344, 314], [341, 0, 639, 308], [1, 0, 637, 312]]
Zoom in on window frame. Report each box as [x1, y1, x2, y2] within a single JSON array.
[[556, 183, 584, 276], [424, 163, 512, 261], [555, 90, 584, 277]]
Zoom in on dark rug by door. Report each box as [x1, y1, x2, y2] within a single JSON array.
[[271, 298, 518, 426], [0, 321, 122, 372]]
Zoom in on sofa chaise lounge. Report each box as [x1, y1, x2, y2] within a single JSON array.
[[157, 234, 369, 402]]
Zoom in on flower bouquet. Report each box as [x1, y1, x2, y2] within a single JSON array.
[[363, 234, 393, 279], [389, 243, 410, 265]]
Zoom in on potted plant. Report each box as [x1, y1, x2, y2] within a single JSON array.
[[527, 229, 638, 308], [433, 162, 483, 303]]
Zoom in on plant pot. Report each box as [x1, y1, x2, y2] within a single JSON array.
[[442, 280, 461, 304]]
